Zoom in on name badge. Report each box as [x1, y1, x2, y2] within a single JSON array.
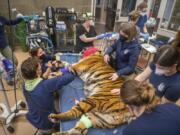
[[124, 49, 129, 54], [158, 83, 165, 92]]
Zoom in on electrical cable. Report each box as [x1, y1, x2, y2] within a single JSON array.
[[6, 0, 18, 113]]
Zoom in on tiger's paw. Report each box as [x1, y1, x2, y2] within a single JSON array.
[[69, 128, 88, 135], [49, 113, 58, 118], [48, 113, 61, 123]]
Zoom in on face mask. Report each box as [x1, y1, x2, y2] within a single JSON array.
[[140, 12, 147, 16], [39, 54, 46, 60], [155, 68, 169, 76], [142, 9, 147, 12], [51, 66, 59, 72]]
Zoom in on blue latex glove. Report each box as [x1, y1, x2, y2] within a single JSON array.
[[105, 33, 113, 38], [60, 67, 69, 74], [21, 15, 32, 22], [2, 59, 13, 73], [21, 15, 39, 22], [140, 32, 150, 40], [96, 34, 106, 40], [96, 33, 113, 40]]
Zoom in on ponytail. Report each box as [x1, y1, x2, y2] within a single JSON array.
[[172, 30, 180, 71], [153, 45, 180, 72]]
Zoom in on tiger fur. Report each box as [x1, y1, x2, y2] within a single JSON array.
[[49, 54, 133, 135]]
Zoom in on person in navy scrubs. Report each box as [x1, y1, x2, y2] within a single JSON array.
[[104, 22, 140, 80], [0, 15, 23, 65], [136, 1, 148, 33], [21, 57, 75, 135], [135, 44, 180, 103], [120, 79, 180, 135]]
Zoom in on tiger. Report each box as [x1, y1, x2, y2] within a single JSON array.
[[49, 54, 133, 135]]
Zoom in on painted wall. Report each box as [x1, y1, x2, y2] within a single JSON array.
[[0, 0, 92, 16]]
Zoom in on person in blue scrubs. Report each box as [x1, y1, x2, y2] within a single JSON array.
[[128, 10, 140, 38], [0, 15, 23, 84], [104, 22, 140, 80], [120, 79, 180, 135], [29, 47, 56, 79], [135, 44, 180, 103], [21, 57, 75, 135], [0, 15, 23, 65], [136, 2, 148, 33]]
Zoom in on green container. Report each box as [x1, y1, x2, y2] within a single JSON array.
[[15, 22, 28, 52]]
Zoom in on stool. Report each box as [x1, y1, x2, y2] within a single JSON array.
[[137, 43, 157, 71], [94, 38, 117, 54]]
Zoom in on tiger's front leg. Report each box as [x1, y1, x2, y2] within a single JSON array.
[[49, 98, 96, 121]]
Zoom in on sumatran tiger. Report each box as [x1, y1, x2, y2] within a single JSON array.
[[49, 54, 133, 135]]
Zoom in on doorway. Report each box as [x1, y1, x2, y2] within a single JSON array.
[[105, 0, 118, 31]]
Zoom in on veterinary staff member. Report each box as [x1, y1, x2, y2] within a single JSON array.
[[121, 80, 180, 135], [29, 47, 55, 78], [128, 10, 140, 38], [21, 57, 75, 135], [104, 22, 140, 80], [135, 44, 180, 103], [136, 1, 148, 33], [75, 13, 97, 53], [0, 15, 23, 65]]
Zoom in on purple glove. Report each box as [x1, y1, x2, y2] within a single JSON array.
[[96, 34, 106, 40], [60, 67, 69, 74], [140, 32, 150, 40], [96, 33, 113, 39]]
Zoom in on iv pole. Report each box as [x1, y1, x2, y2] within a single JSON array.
[[0, 77, 27, 133]]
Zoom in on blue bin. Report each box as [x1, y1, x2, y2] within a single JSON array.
[[56, 53, 82, 64]]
